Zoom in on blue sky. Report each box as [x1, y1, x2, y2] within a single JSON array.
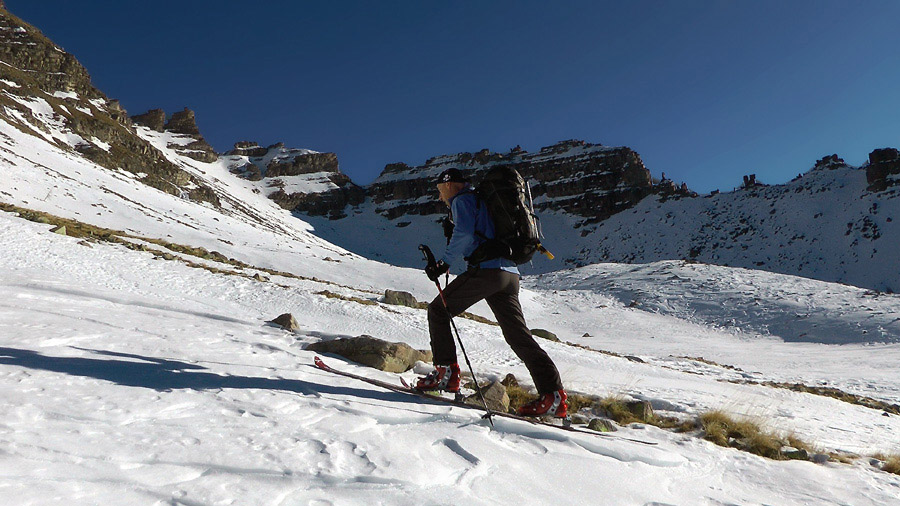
[[9, 1, 900, 192]]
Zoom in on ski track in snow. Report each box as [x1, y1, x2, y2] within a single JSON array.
[[2, 114, 900, 504]]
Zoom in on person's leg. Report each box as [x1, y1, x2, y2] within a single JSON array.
[[485, 272, 563, 393], [427, 270, 501, 364]]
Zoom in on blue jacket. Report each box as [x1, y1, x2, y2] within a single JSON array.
[[440, 188, 519, 275]]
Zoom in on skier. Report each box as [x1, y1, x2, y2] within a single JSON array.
[[415, 168, 568, 418]]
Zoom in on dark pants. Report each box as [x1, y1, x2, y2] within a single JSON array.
[[428, 269, 563, 394]]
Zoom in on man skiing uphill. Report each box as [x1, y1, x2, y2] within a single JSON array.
[[415, 168, 567, 418]]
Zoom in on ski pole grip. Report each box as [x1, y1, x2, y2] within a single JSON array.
[[418, 244, 437, 269]]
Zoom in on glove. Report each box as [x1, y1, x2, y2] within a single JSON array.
[[425, 260, 450, 282], [441, 217, 455, 244]]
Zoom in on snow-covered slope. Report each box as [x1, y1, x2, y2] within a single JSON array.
[[3, 204, 900, 505], [575, 161, 900, 292], [2, 96, 900, 503]]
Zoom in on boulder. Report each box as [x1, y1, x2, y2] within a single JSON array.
[[531, 328, 559, 342], [305, 335, 432, 373], [588, 418, 617, 432], [468, 381, 509, 412], [383, 289, 418, 308], [625, 400, 654, 422], [50, 225, 66, 235], [269, 313, 299, 331]]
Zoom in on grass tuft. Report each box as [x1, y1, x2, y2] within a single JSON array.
[[873, 453, 900, 475], [699, 410, 812, 460]]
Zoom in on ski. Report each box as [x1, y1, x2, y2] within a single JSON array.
[[312, 356, 657, 445]]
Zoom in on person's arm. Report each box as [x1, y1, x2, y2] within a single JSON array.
[[439, 195, 477, 267]]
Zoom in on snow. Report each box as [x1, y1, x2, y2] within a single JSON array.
[[2, 93, 900, 505], [2, 207, 900, 504], [0, 78, 20, 88], [51, 90, 78, 100], [89, 136, 111, 152]]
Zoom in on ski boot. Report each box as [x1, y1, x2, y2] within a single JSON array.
[[414, 364, 460, 393], [517, 389, 568, 419]]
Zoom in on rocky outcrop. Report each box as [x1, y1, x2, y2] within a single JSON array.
[[0, 9, 98, 99], [0, 10, 219, 206], [227, 141, 269, 157], [164, 108, 201, 136], [224, 144, 364, 219], [866, 148, 900, 192], [267, 152, 339, 177], [367, 140, 663, 224], [814, 154, 847, 171], [131, 109, 166, 132]]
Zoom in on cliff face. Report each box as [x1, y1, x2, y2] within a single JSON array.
[[220, 142, 364, 219], [0, 8, 219, 205], [366, 140, 669, 222]]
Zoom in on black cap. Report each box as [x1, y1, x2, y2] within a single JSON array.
[[436, 168, 468, 184]]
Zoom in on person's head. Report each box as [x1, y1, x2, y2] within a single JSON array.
[[435, 168, 468, 205]]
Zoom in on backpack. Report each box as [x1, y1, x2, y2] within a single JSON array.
[[466, 165, 549, 265]]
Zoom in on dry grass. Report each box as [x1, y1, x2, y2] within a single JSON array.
[[316, 290, 378, 306], [872, 453, 900, 475], [699, 410, 812, 460]]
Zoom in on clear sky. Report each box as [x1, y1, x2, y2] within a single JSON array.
[[8, 1, 900, 192]]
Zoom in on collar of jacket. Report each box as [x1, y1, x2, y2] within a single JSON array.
[[447, 185, 474, 206]]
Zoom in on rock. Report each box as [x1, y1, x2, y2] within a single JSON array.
[[813, 154, 846, 170], [582, 332, 592, 337], [531, 329, 559, 342], [625, 400, 654, 422], [165, 107, 201, 136], [131, 109, 166, 131], [0, 10, 221, 206], [472, 381, 509, 412], [252, 273, 269, 282], [624, 355, 645, 363], [500, 373, 518, 388], [50, 225, 66, 235], [366, 141, 655, 223], [269, 313, 299, 332], [588, 418, 617, 432], [781, 447, 809, 460], [569, 414, 590, 425], [227, 141, 269, 157], [866, 147, 900, 191], [811, 453, 831, 464], [266, 152, 340, 177], [305, 335, 432, 373], [383, 289, 418, 308]]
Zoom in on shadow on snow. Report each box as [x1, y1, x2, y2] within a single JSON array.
[[0, 346, 420, 406]]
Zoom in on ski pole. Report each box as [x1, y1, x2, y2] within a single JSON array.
[[419, 244, 494, 427]]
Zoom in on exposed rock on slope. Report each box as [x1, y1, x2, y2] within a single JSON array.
[[0, 7, 219, 205], [221, 142, 364, 219], [366, 140, 670, 223]]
